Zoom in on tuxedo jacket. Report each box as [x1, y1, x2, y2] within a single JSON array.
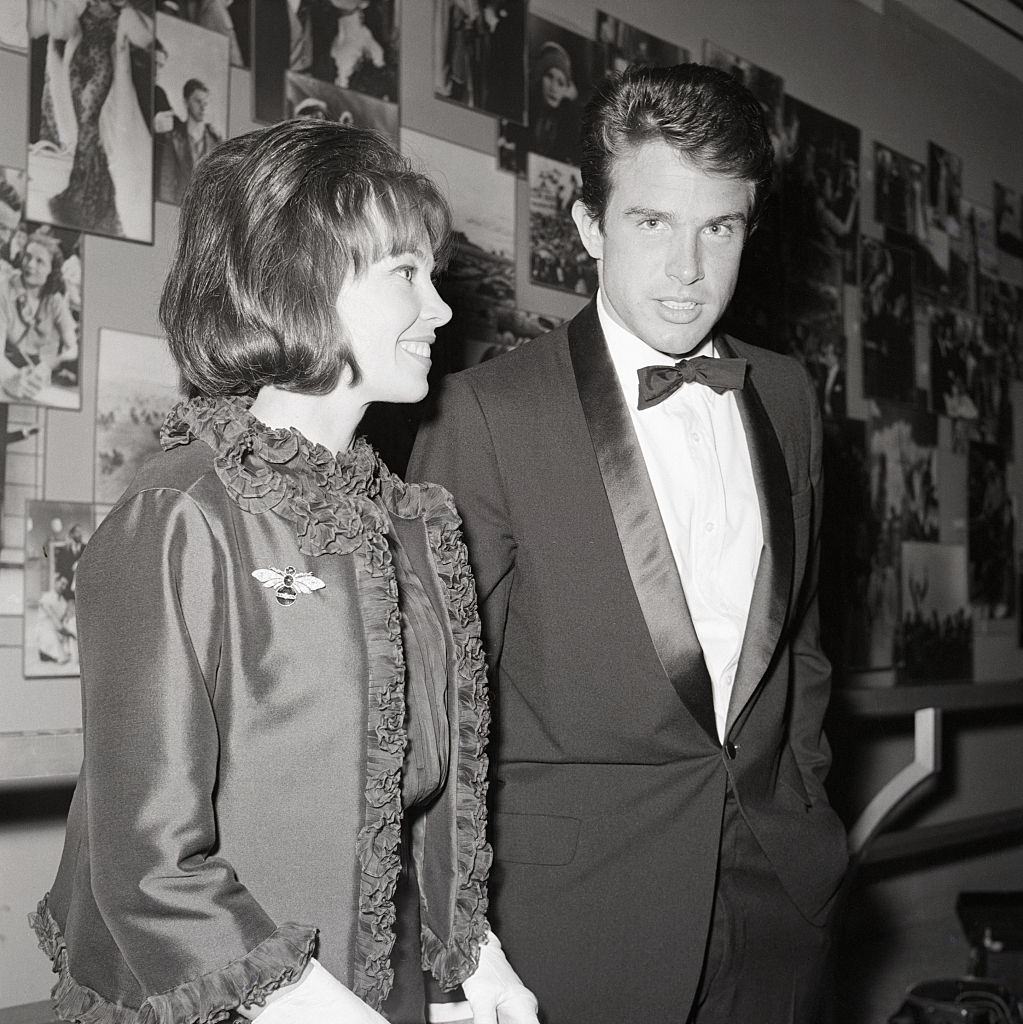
[[408, 299, 849, 1024]]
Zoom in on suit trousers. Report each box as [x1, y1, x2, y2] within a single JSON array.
[[688, 785, 832, 1024]]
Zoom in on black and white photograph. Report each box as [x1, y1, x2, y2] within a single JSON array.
[[927, 141, 963, 238], [22, 499, 93, 677], [26, 0, 155, 242], [968, 440, 1015, 620], [528, 152, 594, 295], [527, 14, 597, 167], [463, 307, 565, 366], [896, 541, 971, 681], [1, 220, 83, 410], [980, 278, 1023, 382], [434, 0, 526, 123], [964, 198, 999, 278], [290, 0, 398, 100], [94, 328, 179, 505], [400, 129, 515, 371], [780, 94, 860, 305], [595, 12, 687, 77], [861, 236, 915, 404], [928, 304, 982, 423], [287, 69, 397, 142], [496, 117, 529, 177], [873, 143, 928, 239], [0, 0, 27, 51], [153, 13, 229, 206], [156, 0, 246, 66], [0, 405, 43, 619], [994, 181, 1023, 260]]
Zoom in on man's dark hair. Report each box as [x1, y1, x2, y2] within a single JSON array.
[[579, 63, 775, 231], [183, 77, 208, 100], [160, 119, 452, 398]]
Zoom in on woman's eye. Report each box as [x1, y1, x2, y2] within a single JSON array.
[[397, 265, 415, 282]]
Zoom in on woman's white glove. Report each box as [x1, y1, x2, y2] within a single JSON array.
[[241, 959, 389, 1023], [461, 931, 541, 1024]]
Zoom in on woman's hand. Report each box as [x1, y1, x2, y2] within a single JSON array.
[[239, 960, 389, 1023], [462, 931, 540, 1024]]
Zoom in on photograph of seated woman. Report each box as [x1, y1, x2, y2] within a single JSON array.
[[31, 119, 539, 1024], [0, 230, 79, 405]]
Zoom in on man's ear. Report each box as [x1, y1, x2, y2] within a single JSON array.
[[571, 200, 603, 261]]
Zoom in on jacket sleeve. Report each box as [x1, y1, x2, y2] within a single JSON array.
[[786, 370, 834, 799], [409, 373, 516, 674], [75, 486, 315, 1018]]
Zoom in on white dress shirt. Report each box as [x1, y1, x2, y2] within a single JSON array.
[[597, 291, 763, 741]]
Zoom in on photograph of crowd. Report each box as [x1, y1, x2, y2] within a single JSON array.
[[969, 440, 1015, 620], [153, 13, 229, 206], [0, 0, 27, 51], [928, 141, 963, 239], [527, 14, 596, 167], [981, 278, 1023, 381], [528, 153, 595, 296], [897, 541, 971, 681], [27, 0, 155, 242], [157, 0, 246, 66], [22, 499, 93, 677], [434, 0, 527, 123], [1, 217, 83, 411], [287, 70, 397, 142], [861, 236, 915, 404], [594, 11, 687, 76], [94, 328, 179, 505], [401, 129, 515, 371]]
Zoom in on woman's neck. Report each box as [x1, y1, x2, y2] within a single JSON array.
[[248, 384, 367, 454]]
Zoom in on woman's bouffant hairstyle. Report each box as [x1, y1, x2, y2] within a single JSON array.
[[579, 64, 775, 233], [160, 119, 453, 398]]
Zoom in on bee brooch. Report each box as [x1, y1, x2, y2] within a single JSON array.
[[251, 565, 326, 606]]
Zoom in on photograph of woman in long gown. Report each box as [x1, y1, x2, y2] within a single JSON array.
[[27, 0, 155, 242]]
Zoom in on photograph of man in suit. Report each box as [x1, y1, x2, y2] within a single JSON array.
[[156, 77, 222, 205], [409, 63, 849, 1024]]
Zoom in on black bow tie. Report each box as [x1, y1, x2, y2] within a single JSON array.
[[637, 356, 748, 409]]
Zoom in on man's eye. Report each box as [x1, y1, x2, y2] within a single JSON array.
[[397, 265, 415, 281]]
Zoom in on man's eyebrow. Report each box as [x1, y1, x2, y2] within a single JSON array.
[[622, 206, 675, 221], [706, 211, 749, 227]]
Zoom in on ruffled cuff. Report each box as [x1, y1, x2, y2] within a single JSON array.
[[30, 895, 317, 1024]]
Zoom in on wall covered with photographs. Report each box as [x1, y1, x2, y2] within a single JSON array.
[[1, 0, 1023, 1008]]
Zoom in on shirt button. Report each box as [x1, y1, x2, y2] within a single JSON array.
[[691, 432, 701, 444], [724, 741, 737, 760], [704, 521, 716, 534]]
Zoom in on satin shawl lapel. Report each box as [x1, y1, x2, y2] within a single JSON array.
[[567, 300, 718, 744], [716, 336, 794, 735]]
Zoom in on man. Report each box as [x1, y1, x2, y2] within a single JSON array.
[[409, 64, 848, 1024], [156, 78, 222, 205]]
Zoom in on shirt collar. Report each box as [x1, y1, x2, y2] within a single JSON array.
[[596, 288, 716, 406]]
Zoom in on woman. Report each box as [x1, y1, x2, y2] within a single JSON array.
[[528, 40, 579, 165], [46, 0, 152, 238], [0, 230, 78, 403], [31, 120, 539, 1024]]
